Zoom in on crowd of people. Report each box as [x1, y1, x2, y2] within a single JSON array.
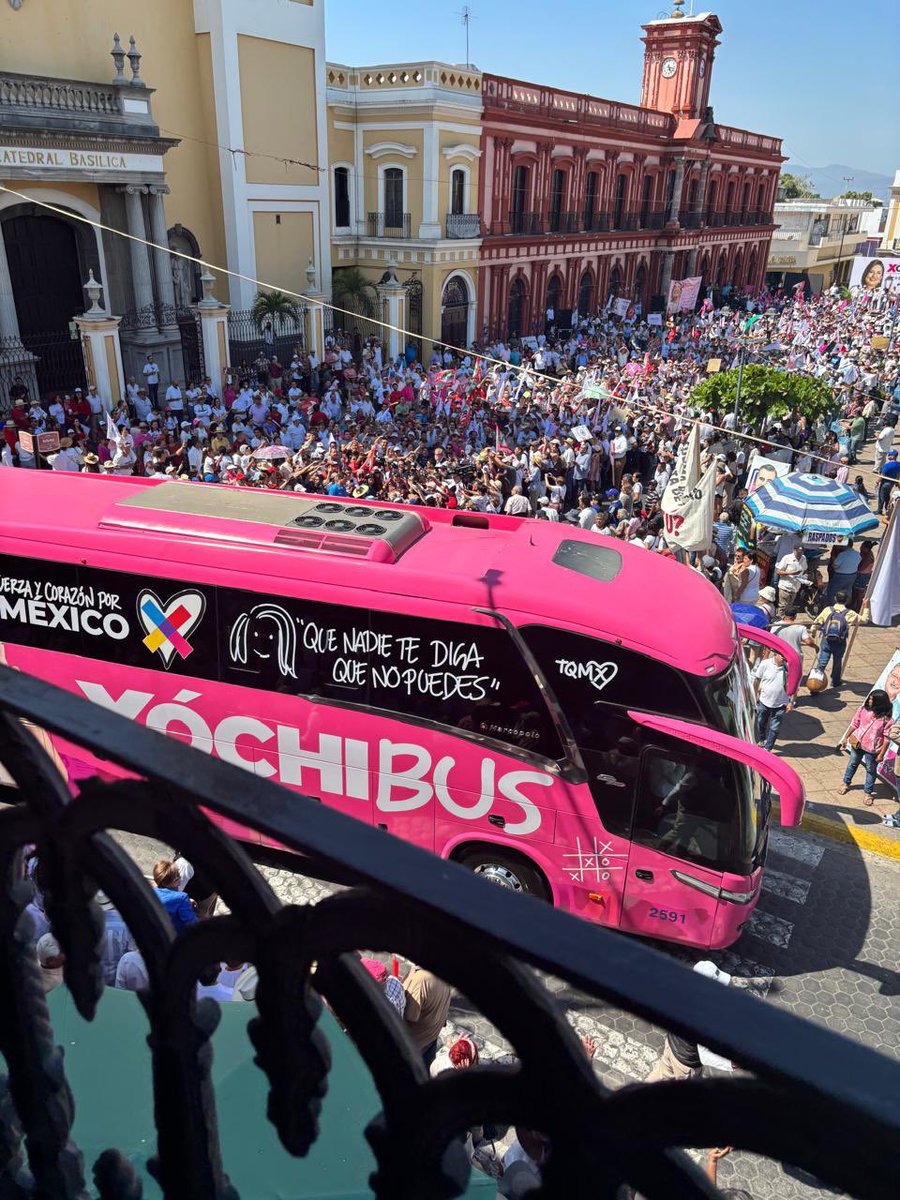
[[6, 278, 900, 1197]]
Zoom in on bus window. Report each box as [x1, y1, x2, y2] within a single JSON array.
[[522, 625, 703, 732], [573, 708, 639, 839], [219, 590, 563, 761], [633, 747, 761, 876]]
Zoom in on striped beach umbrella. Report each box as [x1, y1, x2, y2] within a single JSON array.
[[745, 472, 879, 536]]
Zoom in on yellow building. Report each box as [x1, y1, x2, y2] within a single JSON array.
[[882, 169, 900, 253], [326, 62, 482, 358], [0, 0, 329, 393]]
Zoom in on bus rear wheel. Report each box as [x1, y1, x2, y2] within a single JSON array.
[[456, 847, 551, 902]]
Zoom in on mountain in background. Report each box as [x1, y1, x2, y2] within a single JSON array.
[[783, 163, 894, 204]]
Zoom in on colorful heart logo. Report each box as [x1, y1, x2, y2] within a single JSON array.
[[136, 589, 206, 669]]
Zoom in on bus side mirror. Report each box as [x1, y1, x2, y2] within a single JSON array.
[[736, 623, 802, 696], [627, 709, 805, 828]]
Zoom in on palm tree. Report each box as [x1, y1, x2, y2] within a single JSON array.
[[250, 289, 300, 330], [331, 267, 376, 315]]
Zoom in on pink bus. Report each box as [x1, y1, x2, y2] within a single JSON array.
[[0, 472, 804, 950]]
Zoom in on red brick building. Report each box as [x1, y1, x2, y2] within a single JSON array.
[[476, 6, 784, 339]]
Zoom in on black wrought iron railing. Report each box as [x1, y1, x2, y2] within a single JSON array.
[[507, 210, 544, 235], [366, 212, 411, 239], [0, 666, 897, 1199]]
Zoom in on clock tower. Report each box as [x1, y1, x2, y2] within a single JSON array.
[[640, 3, 721, 120]]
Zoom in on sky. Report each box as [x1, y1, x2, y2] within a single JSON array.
[[325, 0, 899, 182]]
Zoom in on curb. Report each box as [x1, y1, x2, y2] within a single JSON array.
[[772, 801, 900, 861]]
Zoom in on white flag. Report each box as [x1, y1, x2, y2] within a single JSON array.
[[867, 505, 900, 627], [661, 423, 715, 552], [106, 412, 118, 443]]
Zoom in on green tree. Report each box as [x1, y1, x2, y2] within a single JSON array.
[[332, 267, 377, 309], [691, 365, 835, 428], [779, 172, 818, 199], [250, 289, 300, 328], [841, 189, 874, 202]]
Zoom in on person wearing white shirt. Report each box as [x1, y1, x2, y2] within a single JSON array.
[[48, 398, 66, 426], [874, 423, 894, 474], [50, 442, 83, 472], [774, 546, 807, 614], [126, 377, 140, 408], [165, 381, 184, 413], [193, 401, 212, 426], [142, 356, 160, 406], [134, 388, 153, 422], [752, 652, 792, 753]]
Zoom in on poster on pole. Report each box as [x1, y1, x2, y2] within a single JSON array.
[[745, 452, 791, 495], [848, 255, 900, 294], [666, 276, 703, 313], [613, 298, 631, 318]]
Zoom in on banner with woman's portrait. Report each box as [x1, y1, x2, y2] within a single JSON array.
[[849, 256, 900, 293]]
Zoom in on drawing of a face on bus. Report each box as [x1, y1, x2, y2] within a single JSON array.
[[229, 603, 297, 678]]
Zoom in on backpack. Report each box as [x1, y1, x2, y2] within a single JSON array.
[[823, 608, 849, 644]]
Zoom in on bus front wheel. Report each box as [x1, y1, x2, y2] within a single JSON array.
[[456, 847, 551, 902]]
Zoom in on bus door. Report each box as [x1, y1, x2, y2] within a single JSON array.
[[618, 741, 748, 946]]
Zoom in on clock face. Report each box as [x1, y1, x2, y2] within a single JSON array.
[[661, 57, 677, 78], [699, 58, 706, 77]]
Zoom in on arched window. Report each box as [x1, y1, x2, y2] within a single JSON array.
[[583, 171, 599, 230], [450, 168, 466, 216], [740, 182, 751, 220], [609, 265, 622, 298], [748, 248, 758, 289], [613, 173, 627, 228], [512, 165, 530, 232], [334, 167, 350, 228], [725, 179, 736, 219], [168, 224, 203, 307], [687, 178, 699, 212], [546, 273, 563, 316], [733, 250, 744, 286], [383, 168, 404, 229], [716, 256, 726, 287], [640, 175, 653, 226], [635, 262, 648, 309], [550, 168, 566, 232], [755, 183, 765, 220], [441, 274, 470, 348], [705, 179, 718, 223], [508, 277, 526, 336], [578, 271, 594, 316]]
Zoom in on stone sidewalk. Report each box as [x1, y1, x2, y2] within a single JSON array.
[[769, 437, 900, 857]]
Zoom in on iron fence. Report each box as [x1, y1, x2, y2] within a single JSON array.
[[227, 307, 306, 380], [445, 213, 481, 239], [0, 330, 86, 409], [119, 304, 206, 387], [366, 212, 411, 239], [0, 665, 897, 1200]]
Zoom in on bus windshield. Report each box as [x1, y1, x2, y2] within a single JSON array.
[[524, 625, 766, 875]]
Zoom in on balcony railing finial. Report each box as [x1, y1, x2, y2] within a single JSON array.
[[126, 35, 144, 88], [110, 33, 127, 86]]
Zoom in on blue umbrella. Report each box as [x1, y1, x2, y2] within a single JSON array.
[[745, 472, 879, 536]]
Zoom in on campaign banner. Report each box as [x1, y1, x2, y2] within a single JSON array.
[[666, 276, 703, 313], [848, 255, 900, 293], [613, 298, 631, 318], [647, 312, 663, 327], [37, 432, 61, 454], [570, 424, 593, 442], [745, 452, 791, 495], [17, 431, 33, 454]]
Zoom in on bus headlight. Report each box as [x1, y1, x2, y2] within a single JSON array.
[[671, 870, 758, 905]]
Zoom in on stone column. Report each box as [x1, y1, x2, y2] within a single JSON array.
[[75, 270, 125, 413], [0, 222, 40, 398], [119, 185, 155, 312], [192, 271, 231, 391], [0, 223, 22, 342], [695, 159, 711, 220], [660, 251, 677, 300], [148, 185, 177, 317], [376, 258, 406, 361], [668, 157, 686, 223]]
